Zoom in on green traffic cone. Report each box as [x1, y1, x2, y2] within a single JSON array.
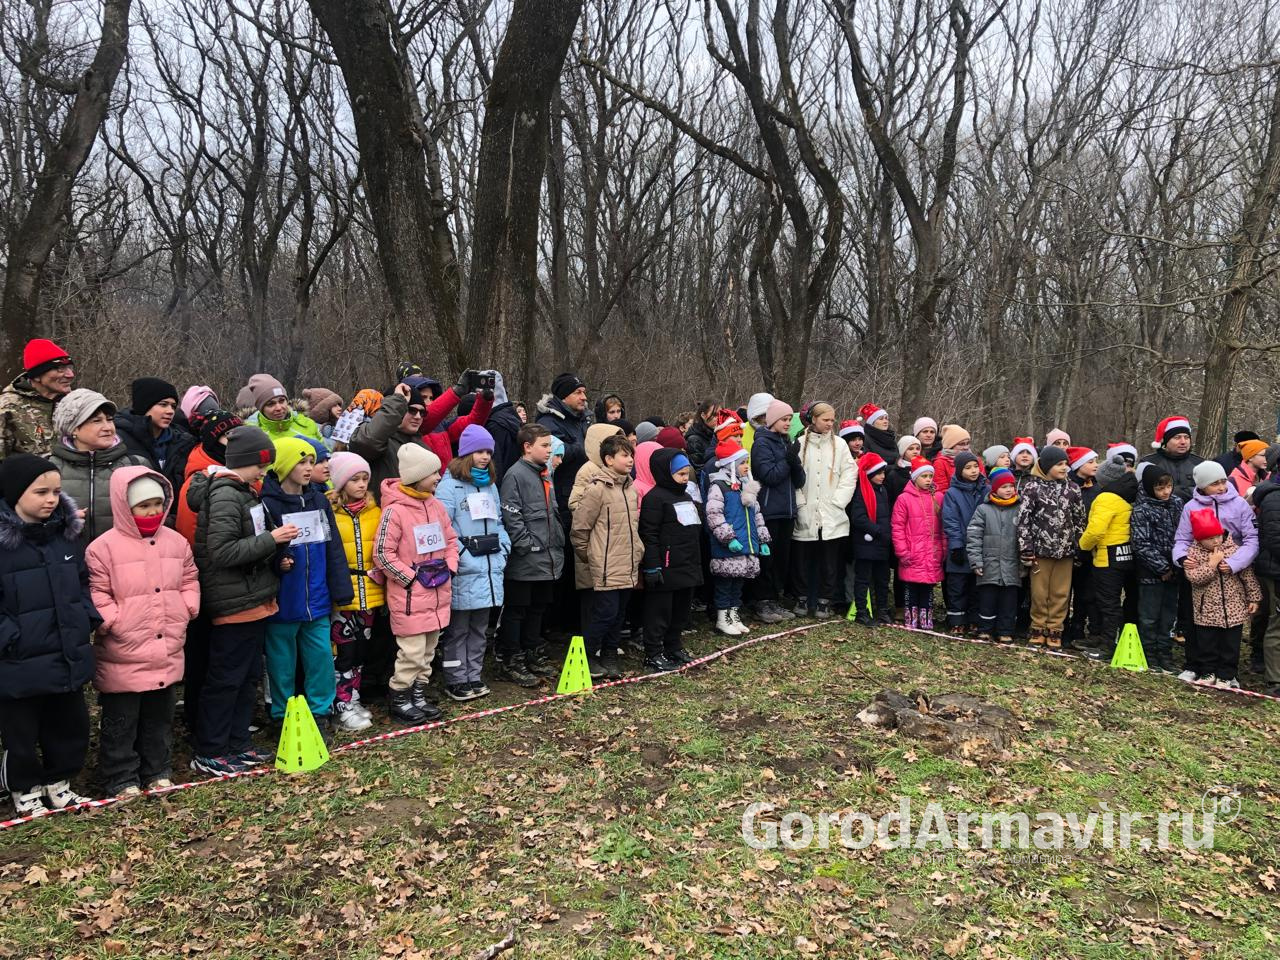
[[1110, 623, 1148, 672], [556, 635, 594, 694]]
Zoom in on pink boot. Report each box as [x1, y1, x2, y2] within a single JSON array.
[[904, 606, 918, 629], [922, 608, 934, 631]]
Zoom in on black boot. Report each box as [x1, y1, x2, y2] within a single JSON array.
[[497, 654, 540, 688], [410, 681, 443, 721], [389, 688, 426, 724]]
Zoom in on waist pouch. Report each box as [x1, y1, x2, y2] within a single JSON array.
[[462, 533, 501, 556], [414, 558, 451, 588]]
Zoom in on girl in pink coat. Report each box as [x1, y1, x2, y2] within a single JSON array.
[[85, 466, 200, 798], [373, 445, 459, 724], [892, 456, 945, 630]]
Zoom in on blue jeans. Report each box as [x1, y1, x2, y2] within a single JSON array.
[[714, 577, 744, 611], [584, 589, 629, 657], [264, 618, 337, 719]]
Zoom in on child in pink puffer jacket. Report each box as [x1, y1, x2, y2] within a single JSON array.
[[85, 466, 200, 798], [892, 457, 945, 629]]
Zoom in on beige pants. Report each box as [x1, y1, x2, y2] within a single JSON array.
[[1030, 557, 1073, 633], [391, 630, 441, 690]]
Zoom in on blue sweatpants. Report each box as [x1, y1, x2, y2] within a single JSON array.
[[264, 618, 336, 720]]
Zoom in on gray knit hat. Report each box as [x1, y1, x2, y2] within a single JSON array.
[[52, 388, 116, 438], [224, 425, 275, 469]]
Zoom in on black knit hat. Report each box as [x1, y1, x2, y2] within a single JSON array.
[[551, 372, 583, 400], [131, 377, 179, 415], [200, 410, 244, 462], [224, 425, 275, 469], [1, 453, 58, 509], [1140, 464, 1172, 498], [1038, 445, 1068, 472]]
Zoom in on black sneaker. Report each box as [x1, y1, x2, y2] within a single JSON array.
[[191, 755, 249, 776], [600, 656, 623, 680], [446, 683, 478, 702], [469, 680, 491, 697], [235, 747, 272, 767], [690, 597, 707, 613], [666, 649, 696, 665], [525, 651, 557, 677], [854, 614, 875, 628], [498, 656, 540, 688], [586, 655, 606, 680], [644, 654, 680, 672], [815, 601, 834, 620]]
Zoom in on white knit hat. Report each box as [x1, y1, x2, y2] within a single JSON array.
[[746, 393, 775, 424], [398, 444, 442, 486], [897, 435, 921, 458], [126, 476, 166, 509]]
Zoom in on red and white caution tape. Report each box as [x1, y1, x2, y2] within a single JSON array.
[[0, 621, 824, 832]]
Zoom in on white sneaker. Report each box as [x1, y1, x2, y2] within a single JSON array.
[[146, 778, 174, 790], [335, 706, 372, 732], [11, 787, 45, 816], [1177, 669, 1197, 682], [715, 609, 739, 637], [350, 699, 373, 721], [728, 608, 751, 635], [115, 785, 143, 803], [1216, 677, 1240, 690], [1198, 673, 1217, 686], [43, 780, 89, 810]]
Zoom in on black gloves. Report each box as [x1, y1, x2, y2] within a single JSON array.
[[950, 548, 966, 567]]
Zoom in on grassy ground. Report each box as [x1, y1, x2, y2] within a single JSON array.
[[1, 619, 1278, 959]]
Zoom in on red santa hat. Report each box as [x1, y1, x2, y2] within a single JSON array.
[[909, 456, 934, 481], [715, 439, 749, 468], [839, 419, 864, 439], [1067, 446, 1098, 473], [1107, 442, 1138, 463], [860, 452, 887, 476], [1152, 416, 1192, 449], [859, 403, 888, 427], [1010, 437, 1037, 462]]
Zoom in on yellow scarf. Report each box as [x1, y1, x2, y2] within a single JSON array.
[[398, 483, 434, 500], [990, 492, 1019, 507]]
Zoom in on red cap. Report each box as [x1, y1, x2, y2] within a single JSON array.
[[1190, 509, 1224, 542], [22, 338, 71, 376]]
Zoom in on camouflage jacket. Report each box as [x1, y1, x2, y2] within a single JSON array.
[[0, 376, 58, 459]]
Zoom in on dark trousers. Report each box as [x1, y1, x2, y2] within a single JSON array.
[[0, 689, 89, 792], [551, 516, 581, 632], [98, 686, 178, 793], [1138, 578, 1177, 665], [182, 612, 211, 734], [714, 576, 745, 610], [1198, 625, 1243, 681], [1177, 571, 1204, 673], [196, 620, 266, 758], [584, 589, 629, 658], [362, 608, 398, 696], [332, 610, 373, 705], [944, 571, 976, 627], [1015, 577, 1032, 637], [853, 559, 890, 621], [904, 582, 935, 609], [1067, 562, 1099, 639], [643, 587, 692, 658], [793, 537, 843, 607], [1093, 565, 1138, 651], [498, 578, 554, 659], [757, 517, 795, 604], [1250, 579, 1270, 667], [976, 584, 1020, 636]]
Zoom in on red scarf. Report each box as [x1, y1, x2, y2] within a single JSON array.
[[135, 514, 164, 537]]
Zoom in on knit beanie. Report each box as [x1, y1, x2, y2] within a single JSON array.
[[1, 453, 58, 509], [130, 377, 179, 416], [199, 410, 243, 462], [224, 426, 275, 469], [1067, 447, 1097, 473], [909, 456, 934, 481], [22, 338, 72, 378], [635, 422, 660, 444], [656, 426, 687, 450], [1046, 427, 1071, 447], [940, 424, 970, 450], [612, 418, 634, 438], [399, 443, 442, 486], [233, 385, 255, 412], [982, 444, 1009, 469], [400, 376, 431, 410], [715, 439, 748, 468], [669, 453, 691, 475], [912, 416, 938, 437], [1038, 446, 1068, 472], [954, 451, 980, 476], [1140, 464, 1171, 497], [1240, 439, 1269, 463], [181, 385, 219, 423], [304, 436, 330, 463], [270, 436, 317, 482], [126, 476, 166, 509], [764, 399, 794, 430], [329, 452, 372, 492], [396, 361, 424, 383], [52, 388, 116, 437], [897, 435, 921, 458], [859, 403, 888, 427], [746, 393, 775, 424], [245, 373, 288, 412], [989, 467, 1015, 492], [302, 387, 344, 425], [1010, 437, 1037, 462], [458, 424, 496, 457], [1096, 458, 1128, 489], [1192, 460, 1228, 490], [1190, 509, 1224, 542], [1267, 445, 1280, 474], [715, 413, 744, 442], [551, 372, 583, 400]]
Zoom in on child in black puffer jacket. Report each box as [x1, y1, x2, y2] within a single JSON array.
[[1130, 465, 1183, 673]]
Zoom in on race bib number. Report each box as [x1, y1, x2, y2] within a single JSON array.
[[283, 510, 328, 545], [331, 409, 365, 444], [467, 492, 499, 521], [249, 504, 267, 536], [413, 521, 445, 555], [674, 501, 700, 526]]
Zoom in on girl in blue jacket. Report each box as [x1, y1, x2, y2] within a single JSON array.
[[940, 451, 989, 634], [436, 426, 511, 701], [259, 438, 353, 731]]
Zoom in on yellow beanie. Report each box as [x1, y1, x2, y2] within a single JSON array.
[[270, 436, 316, 481]]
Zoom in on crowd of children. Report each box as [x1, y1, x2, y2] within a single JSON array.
[[2, 335, 1280, 815]]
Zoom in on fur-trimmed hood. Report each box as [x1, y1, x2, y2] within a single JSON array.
[[0, 492, 82, 549]]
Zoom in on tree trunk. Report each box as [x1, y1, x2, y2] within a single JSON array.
[[1197, 69, 1280, 455], [307, 0, 464, 371], [465, 0, 583, 375], [1, 0, 132, 375]]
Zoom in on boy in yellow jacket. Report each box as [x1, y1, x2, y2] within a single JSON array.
[[1078, 460, 1139, 659]]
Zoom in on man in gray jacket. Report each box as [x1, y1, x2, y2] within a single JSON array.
[[497, 423, 565, 686]]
